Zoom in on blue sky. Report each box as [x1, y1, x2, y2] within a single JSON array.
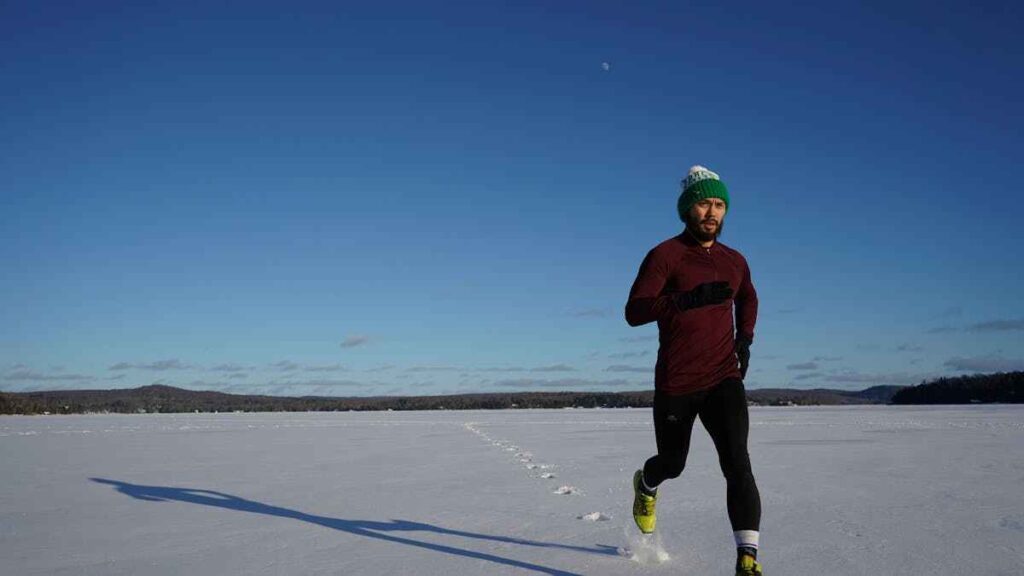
[[2, 1, 1022, 397]]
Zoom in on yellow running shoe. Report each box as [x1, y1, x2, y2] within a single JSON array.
[[631, 469, 657, 534], [736, 552, 763, 576]]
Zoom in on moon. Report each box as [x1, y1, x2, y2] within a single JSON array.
[[601, 62, 611, 72]]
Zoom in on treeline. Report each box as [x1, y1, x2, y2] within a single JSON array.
[[890, 372, 1023, 404], [1, 383, 899, 415], [2, 374, 1018, 415], [0, 385, 658, 415]]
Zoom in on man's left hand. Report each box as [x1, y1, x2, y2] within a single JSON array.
[[735, 338, 751, 379]]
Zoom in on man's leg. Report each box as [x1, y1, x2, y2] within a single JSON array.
[[699, 378, 762, 564], [632, 390, 702, 533], [643, 390, 702, 489]]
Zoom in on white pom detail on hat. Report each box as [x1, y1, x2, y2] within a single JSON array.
[[682, 165, 721, 191]]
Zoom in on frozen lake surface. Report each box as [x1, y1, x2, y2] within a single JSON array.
[[2, 405, 1023, 575]]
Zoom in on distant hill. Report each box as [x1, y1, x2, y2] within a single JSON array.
[[890, 372, 1023, 404], [1, 383, 907, 415], [746, 385, 904, 406]]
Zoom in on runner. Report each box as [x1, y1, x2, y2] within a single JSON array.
[[625, 165, 763, 576]]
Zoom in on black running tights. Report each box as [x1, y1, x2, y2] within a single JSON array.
[[642, 378, 761, 531]]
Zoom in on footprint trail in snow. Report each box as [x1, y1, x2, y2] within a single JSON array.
[[462, 422, 607, 524]]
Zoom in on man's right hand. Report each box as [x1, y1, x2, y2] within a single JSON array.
[[673, 281, 733, 311]]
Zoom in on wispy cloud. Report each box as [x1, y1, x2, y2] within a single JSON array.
[[607, 351, 650, 360], [793, 372, 824, 381], [304, 364, 347, 373], [944, 355, 1024, 372], [365, 364, 395, 373], [406, 365, 460, 373], [926, 318, 1024, 334], [529, 364, 575, 372], [263, 361, 349, 373], [477, 367, 526, 373], [786, 362, 819, 371], [823, 372, 888, 383], [967, 319, 1024, 332], [604, 365, 651, 373], [822, 371, 931, 385], [266, 378, 364, 388], [209, 363, 252, 373], [203, 379, 368, 397], [4, 370, 94, 382], [895, 344, 924, 353], [340, 335, 370, 349], [493, 378, 636, 390], [271, 360, 300, 372], [811, 356, 843, 362], [109, 359, 191, 371], [618, 335, 657, 343]]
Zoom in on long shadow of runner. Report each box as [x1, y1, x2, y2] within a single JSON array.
[[91, 478, 617, 576]]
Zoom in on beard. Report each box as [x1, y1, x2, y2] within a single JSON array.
[[685, 212, 725, 242]]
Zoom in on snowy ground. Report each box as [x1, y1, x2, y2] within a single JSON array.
[[2, 405, 1023, 575]]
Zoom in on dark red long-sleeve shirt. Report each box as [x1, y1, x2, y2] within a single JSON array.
[[625, 232, 758, 395]]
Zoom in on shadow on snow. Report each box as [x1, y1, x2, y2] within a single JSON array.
[[91, 477, 618, 576]]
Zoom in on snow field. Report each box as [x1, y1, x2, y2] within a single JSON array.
[[1, 406, 1023, 575]]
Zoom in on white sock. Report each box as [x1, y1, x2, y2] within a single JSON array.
[[734, 530, 759, 551]]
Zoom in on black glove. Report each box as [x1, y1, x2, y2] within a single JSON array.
[[673, 281, 733, 311], [735, 338, 751, 379]]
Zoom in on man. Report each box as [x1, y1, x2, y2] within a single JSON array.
[[625, 165, 762, 576]]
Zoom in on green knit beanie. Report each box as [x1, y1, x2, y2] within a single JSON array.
[[677, 165, 730, 222]]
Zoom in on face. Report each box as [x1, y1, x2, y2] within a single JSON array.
[[686, 198, 727, 242]]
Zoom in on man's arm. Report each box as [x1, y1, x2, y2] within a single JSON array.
[[625, 250, 674, 327], [734, 258, 758, 343]]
